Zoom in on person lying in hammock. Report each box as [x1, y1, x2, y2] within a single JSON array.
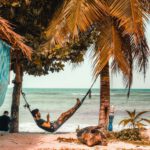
[[31, 98, 81, 132]]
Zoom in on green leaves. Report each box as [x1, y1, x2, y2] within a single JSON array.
[[0, 0, 74, 75], [0, 0, 20, 7]]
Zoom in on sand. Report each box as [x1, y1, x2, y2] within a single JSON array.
[[0, 131, 150, 150]]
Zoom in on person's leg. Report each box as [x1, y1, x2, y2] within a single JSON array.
[[53, 99, 81, 128]]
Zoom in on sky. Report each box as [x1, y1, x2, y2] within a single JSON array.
[[9, 22, 150, 89]]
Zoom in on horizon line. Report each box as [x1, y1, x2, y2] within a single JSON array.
[[8, 87, 150, 90]]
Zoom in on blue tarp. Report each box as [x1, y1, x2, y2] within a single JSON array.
[[0, 40, 10, 106]]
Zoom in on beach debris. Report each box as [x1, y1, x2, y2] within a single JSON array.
[[113, 128, 142, 141], [76, 125, 107, 147], [57, 137, 81, 144]]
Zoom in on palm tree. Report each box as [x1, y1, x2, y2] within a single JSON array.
[[42, 0, 150, 128], [119, 110, 150, 129]]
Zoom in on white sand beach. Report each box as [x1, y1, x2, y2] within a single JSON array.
[[1, 130, 150, 150]]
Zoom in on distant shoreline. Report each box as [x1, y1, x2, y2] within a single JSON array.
[[7, 87, 150, 90]]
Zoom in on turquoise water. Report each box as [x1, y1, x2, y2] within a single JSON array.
[[0, 88, 150, 132]]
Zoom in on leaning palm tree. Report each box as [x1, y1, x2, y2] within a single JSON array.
[[42, 0, 150, 128]]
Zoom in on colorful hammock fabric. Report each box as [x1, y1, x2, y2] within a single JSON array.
[[0, 40, 10, 106]]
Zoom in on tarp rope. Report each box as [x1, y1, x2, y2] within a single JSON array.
[[21, 76, 98, 132], [0, 40, 10, 107]]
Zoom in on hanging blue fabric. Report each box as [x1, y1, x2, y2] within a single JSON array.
[[0, 39, 10, 106]]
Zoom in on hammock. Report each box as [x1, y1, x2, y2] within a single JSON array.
[[0, 40, 10, 107], [21, 77, 97, 132]]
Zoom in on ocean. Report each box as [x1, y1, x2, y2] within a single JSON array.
[[0, 88, 150, 132]]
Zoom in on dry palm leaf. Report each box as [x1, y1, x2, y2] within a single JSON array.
[[0, 17, 32, 59], [43, 0, 107, 49], [110, 0, 148, 44], [93, 18, 130, 78]]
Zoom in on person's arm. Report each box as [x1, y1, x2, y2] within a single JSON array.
[[41, 114, 51, 128], [47, 113, 50, 123]]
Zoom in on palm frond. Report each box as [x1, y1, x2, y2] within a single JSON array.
[[93, 18, 130, 77], [110, 0, 148, 43], [141, 118, 150, 124], [93, 18, 113, 76], [0, 17, 32, 59], [120, 34, 133, 95], [111, 25, 130, 77], [43, 1, 68, 49], [66, 0, 106, 37], [44, 0, 107, 49], [119, 118, 132, 127], [133, 36, 150, 77], [126, 110, 136, 118], [135, 122, 146, 128], [139, 0, 150, 14], [111, 32, 133, 96], [134, 111, 149, 121]]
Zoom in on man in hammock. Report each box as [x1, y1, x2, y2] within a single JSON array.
[[31, 98, 81, 132]]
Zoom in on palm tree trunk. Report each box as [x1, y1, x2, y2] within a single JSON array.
[[10, 59, 23, 133], [99, 62, 110, 128]]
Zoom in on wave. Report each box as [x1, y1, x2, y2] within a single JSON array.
[[19, 122, 92, 132], [19, 122, 150, 132], [72, 92, 100, 96]]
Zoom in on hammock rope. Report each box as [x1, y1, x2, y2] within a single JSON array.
[[21, 77, 98, 132]]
